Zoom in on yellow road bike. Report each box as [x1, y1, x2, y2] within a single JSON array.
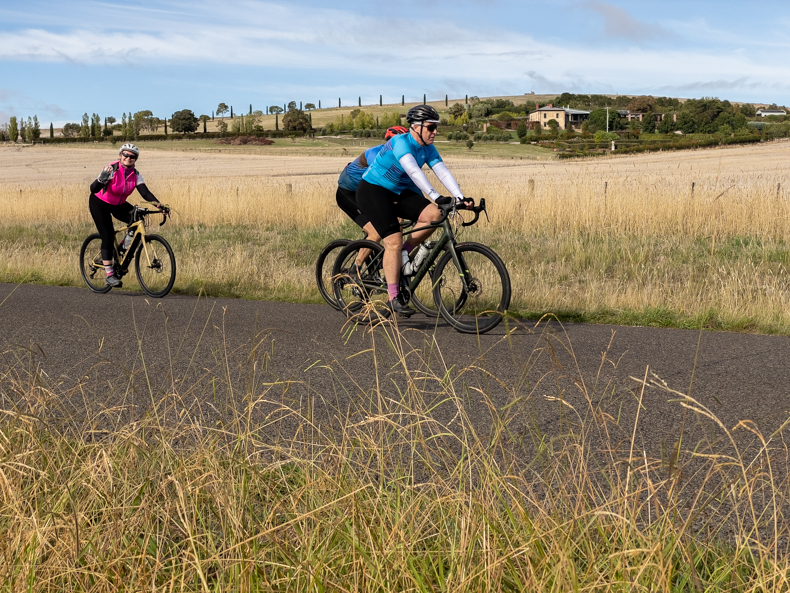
[[79, 205, 176, 298]]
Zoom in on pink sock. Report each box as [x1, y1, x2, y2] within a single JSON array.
[[387, 283, 399, 300]]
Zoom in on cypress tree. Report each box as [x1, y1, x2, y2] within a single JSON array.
[[465, 95, 468, 104], [249, 104, 252, 115], [338, 98, 341, 108], [164, 118, 168, 135], [402, 95, 404, 106], [380, 95, 382, 106], [445, 94, 448, 106], [49, 123, 53, 138], [275, 112, 279, 131], [283, 103, 286, 112], [423, 94, 426, 105], [300, 101, 302, 110], [203, 118, 207, 133], [358, 97, 361, 107], [319, 100, 321, 109], [230, 106, 234, 117], [212, 111, 215, 120]]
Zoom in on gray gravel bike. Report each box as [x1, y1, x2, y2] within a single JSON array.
[[331, 199, 511, 334]]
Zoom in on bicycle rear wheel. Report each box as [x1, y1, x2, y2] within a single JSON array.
[[315, 239, 350, 310], [332, 240, 388, 318], [79, 233, 113, 294], [135, 234, 176, 298], [432, 242, 511, 334]]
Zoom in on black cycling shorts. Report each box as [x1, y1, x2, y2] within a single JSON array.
[[89, 193, 134, 260], [335, 186, 370, 229], [356, 179, 431, 239]]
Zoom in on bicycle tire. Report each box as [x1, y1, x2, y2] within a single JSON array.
[[134, 234, 176, 298], [315, 239, 351, 310], [432, 242, 511, 334], [332, 240, 389, 318], [79, 233, 113, 294]]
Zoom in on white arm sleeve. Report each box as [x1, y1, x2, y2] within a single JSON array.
[[431, 162, 463, 200], [398, 153, 441, 201]]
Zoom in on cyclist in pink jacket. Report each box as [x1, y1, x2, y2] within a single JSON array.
[[88, 143, 167, 287]]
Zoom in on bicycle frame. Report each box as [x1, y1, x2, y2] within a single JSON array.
[[357, 203, 481, 298], [113, 208, 163, 274]]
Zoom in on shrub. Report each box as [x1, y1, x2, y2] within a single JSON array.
[[594, 131, 618, 142], [62, 123, 81, 137]]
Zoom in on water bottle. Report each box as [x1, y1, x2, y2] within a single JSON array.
[[412, 243, 431, 271], [401, 249, 414, 276], [122, 230, 134, 251]]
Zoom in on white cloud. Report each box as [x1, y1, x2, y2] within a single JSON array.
[[1, 0, 789, 104], [579, 2, 673, 42]]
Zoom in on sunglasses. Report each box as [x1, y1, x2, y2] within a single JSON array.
[[121, 152, 138, 159], [424, 123, 438, 132]]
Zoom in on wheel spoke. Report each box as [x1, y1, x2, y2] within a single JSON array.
[[433, 243, 510, 334], [79, 234, 112, 294], [135, 235, 176, 298]]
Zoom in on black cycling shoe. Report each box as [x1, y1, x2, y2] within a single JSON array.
[[384, 294, 414, 318], [106, 273, 122, 288]]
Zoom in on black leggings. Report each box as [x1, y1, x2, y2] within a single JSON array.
[[89, 194, 134, 260]]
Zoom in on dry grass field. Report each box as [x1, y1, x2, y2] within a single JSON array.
[[5, 140, 790, 590], [3, 140, 790, 331]]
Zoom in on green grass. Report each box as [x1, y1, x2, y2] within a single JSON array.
[[65, 135, 557, 160], [5, 221, 790, 333]]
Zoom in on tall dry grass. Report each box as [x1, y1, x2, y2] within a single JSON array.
[[3, 146, 790, 329], [1, 313, 789, 591]]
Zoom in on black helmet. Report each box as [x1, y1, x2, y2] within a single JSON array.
[[406, 105, 440, 125]]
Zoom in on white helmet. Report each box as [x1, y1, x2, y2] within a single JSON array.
[[119, 143, 139, 156]]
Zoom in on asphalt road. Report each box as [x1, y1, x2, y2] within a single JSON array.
[[1, 282, 789, 459]]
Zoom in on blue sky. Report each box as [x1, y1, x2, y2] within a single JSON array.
[[2, 0, 789, 126]]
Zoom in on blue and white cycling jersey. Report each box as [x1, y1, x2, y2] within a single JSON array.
[[337, 145, 383, 191], [362, 133, 443, 195]]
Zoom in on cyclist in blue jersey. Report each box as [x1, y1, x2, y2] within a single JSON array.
[[356, 104, 471, 318], [336, 125, 408, 243]]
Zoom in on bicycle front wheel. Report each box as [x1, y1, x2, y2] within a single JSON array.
[[432, 242, 511, 334], [315, 239, 350, 311], [79, 233, 113, 294], [135, 234, 176, 298], [332, 239, 388, 317]]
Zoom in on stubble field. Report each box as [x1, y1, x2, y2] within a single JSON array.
[[4, 140, 790, 590], [3, 140, 790, 332]]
